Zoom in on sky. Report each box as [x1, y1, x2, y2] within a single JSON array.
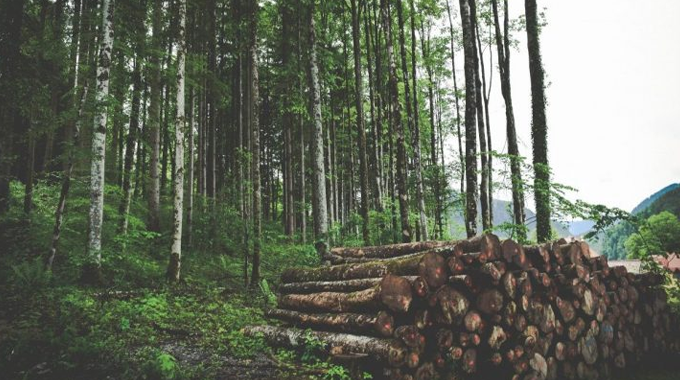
[[454, 0, 680, 213]]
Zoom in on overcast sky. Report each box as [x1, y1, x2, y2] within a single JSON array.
[[460, 0, 680, 213]]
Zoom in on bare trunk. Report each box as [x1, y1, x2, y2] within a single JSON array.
[[309, 0, 328, 242], [167, 0, 186, 282], [83, 0, 115, 284], [381, 0, 411, 243], [147, 0, 163, 232], [459, 0, 478, 238]]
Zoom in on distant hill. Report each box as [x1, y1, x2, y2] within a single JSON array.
[[631, 183, 680, 215], [446, 197, 570, 240], [595, 183, 680, 259]]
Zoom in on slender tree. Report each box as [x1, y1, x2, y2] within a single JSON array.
[[168, 0, 187, 282], [445, 0, 465, 201], [309, 0, 328, 244], [147, 0, 163, 232], [381, 0, 411, 243], [118, 58, 143, 236], [525, 0, 551, 242], [249, 0, 262, 285], [459, 0, 478, 238], [83, 0, 115, 283], [350, 0, 370, 244], [396, 0, 427, 241], [492, 0, 526, 239]]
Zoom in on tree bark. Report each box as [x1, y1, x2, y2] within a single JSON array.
[[243, 325, 408, 367], [350, 0, 371, 245], [249, 0, 262, 285], [491, 0, 526, 240], [445, 0, 465, 204], [83, 0, 115, 284], [525, 0, 551, 242], [147, 0, 163, 232], [396, 0, 427, 242], [118, 57, 143, 236], [266, 309, 395, 337], [167, 0, 187, 282], [309, 0, 328, 243], [459, 0, 479, 238], [380, 0, 411, 243]]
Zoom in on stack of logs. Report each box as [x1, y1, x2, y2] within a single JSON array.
[[244, 235, 680, 380]]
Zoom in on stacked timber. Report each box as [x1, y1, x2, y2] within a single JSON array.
[[244, 235, 680, 380]]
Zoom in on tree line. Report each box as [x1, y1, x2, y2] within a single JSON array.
[[0, 0, 551, 285]]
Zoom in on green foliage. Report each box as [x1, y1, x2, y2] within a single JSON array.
[[11, 258, 52, 294], [625, 212, 680, 259], [259, 278, 277, 306]]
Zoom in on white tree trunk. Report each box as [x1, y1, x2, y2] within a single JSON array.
[[86, 0, 115, 276], [168, 0, 187, 282], [309, 2, 328, 241]]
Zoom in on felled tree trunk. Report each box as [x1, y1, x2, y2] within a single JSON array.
[[243, 325, 408, 367], [266, 309, 394, 337]]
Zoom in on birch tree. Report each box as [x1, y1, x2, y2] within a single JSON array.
[[83, 0, 115, 283], [167, 0, 187, 282]]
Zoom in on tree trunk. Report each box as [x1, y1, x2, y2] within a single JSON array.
[[243, 325, 408, 367], [445, 0, 465, 203], [167, 0, 186, 283], [147, 0, 163, 232], [380, 0, 411, 243], [249, 0, 262, 285], [350, 0, 371, 245], [396, 0, 427, 242], [525, 0, 551, 242], [309, 0, 328, 243], [118, 58, 142, 236], [492, 0, 526, 240], [266, 309, 394, 337], [83, 0, 115, 284], [459, 0, 478, 238], [472, 8, 490, 233]]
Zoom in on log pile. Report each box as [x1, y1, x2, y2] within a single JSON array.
[[244, 234, 680, 380]]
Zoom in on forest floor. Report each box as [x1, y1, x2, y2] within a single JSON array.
[[0, 181, 679, 380]]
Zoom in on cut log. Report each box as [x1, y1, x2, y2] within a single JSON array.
[[277, 276, 416, 294], [454, 234, 502, 261], [242, 325, 408, 367], [418, 252, 448, 288], [278, 275, 413, 313], [437, 286, 471, 324], [266, 308, 395, 337], [281, 252, 428, 282], [329, 240, 460, 260], [477, 289, 504, 315]]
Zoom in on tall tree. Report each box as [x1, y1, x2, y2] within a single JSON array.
[[381, 0, 411, 243], [525, 0, 551, 242], [492, 0, 526, 239], [350, 0, 370, 244], [249, 0, 262, 285], [83, 0, 115, 283], [118, 58, 143, 236], [459, 0, 478, 238], [147, 0, 163, 232], [396, 0, 427, 241], [168, 0, 187, 282], [445, 0, 465, 201], [309, 0, 328, 244], [470, 1, 490, 232]]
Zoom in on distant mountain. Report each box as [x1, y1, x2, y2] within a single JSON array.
[[631, 183, 680, 215], [596, 183, 680, 259], [446, 197, 570, 239], [568, 220, 596, 236]]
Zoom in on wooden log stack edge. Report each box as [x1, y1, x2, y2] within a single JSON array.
[[244, 234, 680, 380]]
